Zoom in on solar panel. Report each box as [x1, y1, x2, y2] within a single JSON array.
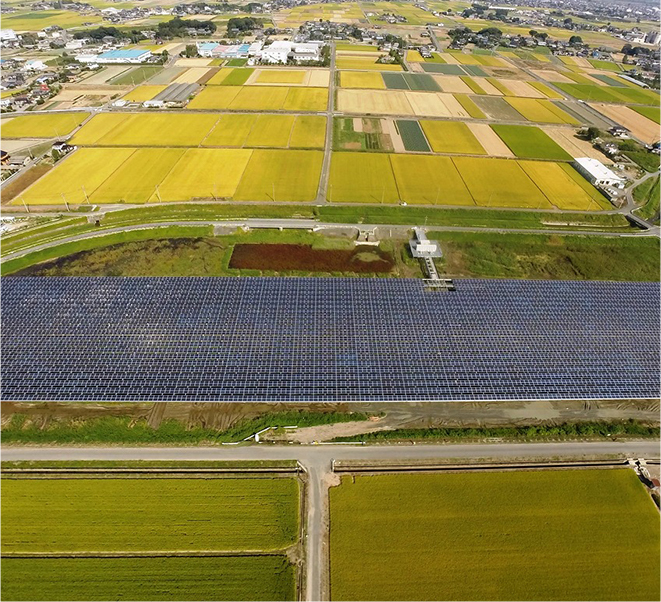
[[1, 277, 659, 402]]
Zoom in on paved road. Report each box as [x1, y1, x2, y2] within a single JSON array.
[[4, 440, 658, 601]]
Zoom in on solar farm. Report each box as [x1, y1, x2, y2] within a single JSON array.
[[2, 277, 659, 402]]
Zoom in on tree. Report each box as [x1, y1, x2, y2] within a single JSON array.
[[585, 127, 600, 140], [563, 17, 573, 24], [529, 29, 538, 37], [569, 35, 583, 45], [183, 44, 198, 58]]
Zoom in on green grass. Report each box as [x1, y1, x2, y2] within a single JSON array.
[[219, 68, 254, 86], [624, 150, 660, 173], [633, 176, 660, 222], [490, 125, 573, 161], [330, 469, 660, 601], [2, 477, 299, 552], [1, 411, 367, 444], [1, 556, 295, 601], [109, 66, 162, 85], [1, 225, 213, 275], [588, 58, 622, 71], [333, 420, 660, 442], [632, 105, 660, 125], [317, 205, 633, 231], [429, 231, 660, 281]]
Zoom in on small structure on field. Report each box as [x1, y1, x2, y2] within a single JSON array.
[[410, 228, 454, 290], [573, 157, 626, 189]]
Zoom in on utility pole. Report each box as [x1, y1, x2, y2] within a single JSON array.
[[61, 193, 70, 211], [155, 185, 162, 203], [82, 185, 90, 204], [21, 196, 29, 214], [272, 182, 276, 202]]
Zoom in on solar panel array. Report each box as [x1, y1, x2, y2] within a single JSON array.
[[2, 277, 659, 402]]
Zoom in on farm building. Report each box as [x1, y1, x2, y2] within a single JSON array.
[[573, 157, 626, 189], [78, 49, 152, 64], [197, 42, 262, 59]]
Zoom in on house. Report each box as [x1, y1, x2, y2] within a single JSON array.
[[260, 41, 323, 64]]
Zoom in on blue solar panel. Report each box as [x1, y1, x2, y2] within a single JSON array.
[[1, 277, 659, 402]]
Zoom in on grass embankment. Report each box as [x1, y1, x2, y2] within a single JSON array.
[[332, 420, 660, 442], [330, 469, 660, 600], [633, 176, 660, 223], [1, 460, 299, 470], [430, 231, 660, 281], [2, 411, 369, 444]]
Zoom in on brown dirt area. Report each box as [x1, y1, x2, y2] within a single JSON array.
[[1, 163, 52, 204], [229, 243, 395, 273], [590, 103, 660, 145]]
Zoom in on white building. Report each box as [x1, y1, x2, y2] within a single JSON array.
[[573, 157, 626, 188], [260, 41, 323, 64], [0, 29, 18, 43]]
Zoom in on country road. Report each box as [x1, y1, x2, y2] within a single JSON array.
[[3, 440, 659, 601]]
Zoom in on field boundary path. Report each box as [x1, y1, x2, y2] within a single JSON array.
[[3, 441, 659, 602], [316, 42, 336, 204]]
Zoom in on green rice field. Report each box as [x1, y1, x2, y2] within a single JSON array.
[[330, 469, 660, 601], [2, 477, 299, 552], [1, 556, 295, 601], [395, 120, 430, 152], [491, 125, 573, 161]]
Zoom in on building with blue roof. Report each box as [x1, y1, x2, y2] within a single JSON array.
[[95, 49, 152, 64]]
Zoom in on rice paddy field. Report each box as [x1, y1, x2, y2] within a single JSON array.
[[188, 86, 328, 111], [69, 113, 326, 149], [2, 112, 89, 138], [2, 556, 295, 602], [328, 152, 608, 209], [16, 147, 323, 204], [330, 469, 660, 601], [2, 475, 300, 601], [490, 125, 573, 161]]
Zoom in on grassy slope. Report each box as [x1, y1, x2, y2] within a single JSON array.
[[430, 231, 660, 281], [1, 411, 368, 444], [633, 176, 660, 222], [330, 470, 660, 601], [1, 556, 295, 602], [2, 477, 299, 552]]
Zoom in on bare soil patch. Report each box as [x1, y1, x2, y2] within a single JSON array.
[[229, 244, 395, 273]]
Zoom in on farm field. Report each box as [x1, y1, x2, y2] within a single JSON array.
[[233, 150, 323, 202], [339, 71, 386, 89], [154, 148, 252, 201], [336, 57, 403, 71], [1, 477, 299, 552], [188, 86, 328, 111], [330, 469, 660, 601], [2, 112, 89, 138], [0, 10, 102, 31], [327, 153, 604, 210], [632, 105, 660, 124], [420, 121, 486, 154], [2, 556, 295, 602], [70, 113, 219, 146], [121, 85, 167, 102], [556, 83, 660, 105], [395, 120, 430, 152], [589, 104, 660, 145], [109, 65, 163, 86], [504, 98, 579, 124], [491, 125, 573, 160]]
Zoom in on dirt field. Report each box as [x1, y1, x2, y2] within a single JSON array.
[[383, 119, 405, 152], [80, 66, 131, 86], [472, 77, 503, 95], [173, 67, 212, 84], [174, 58, 213, 68], [590, 103, 660, 145], [543, 127, 610, 161], [467, 123, 515, 157], [498, 79, 546, 98], [337, 89, 414, 115], [433, 76, 472, 94], [530, 69, 574, 84], [229, 243, 395, 273]]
